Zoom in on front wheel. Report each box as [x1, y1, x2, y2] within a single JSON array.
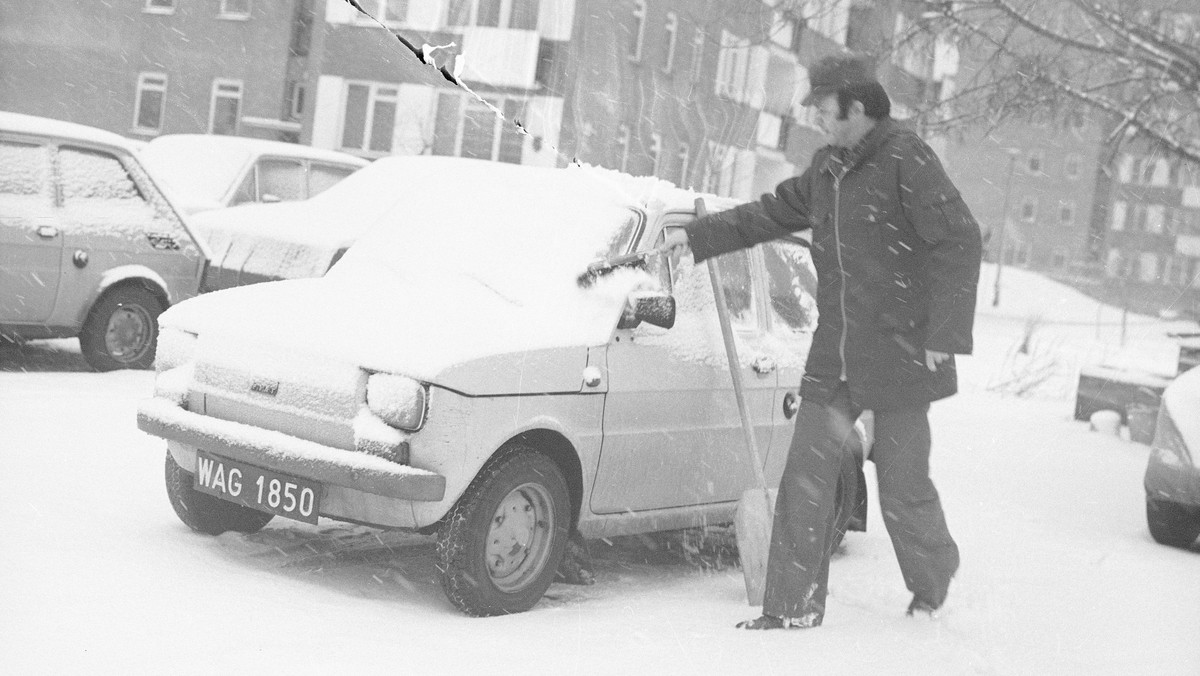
[[164, 452, 274, 536], [1146, 497, 1200, 548], [79, 285, 163, 371], [436, 447, 570, 616]]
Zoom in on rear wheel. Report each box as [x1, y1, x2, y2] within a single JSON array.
[[79, 285, 163, 371], [436, 446, 570, 616], [164, 452, 274, 535], [1146, 497, 1200, 548]]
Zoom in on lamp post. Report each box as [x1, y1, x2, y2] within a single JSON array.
[[992, 149, 1019, 307]]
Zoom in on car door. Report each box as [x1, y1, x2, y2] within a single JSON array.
[[590, 217, 778, 514], [0, 138, 62, 323], [55, 145, 200, 318], [758, 237, 820, 485]]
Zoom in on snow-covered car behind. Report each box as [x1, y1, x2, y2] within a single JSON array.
[[139, 134, 367, 216], [136, 156, 866, 616], [190, 158, 409, 292], [1144, 364, 1200, 548], [0, 111, 208, 370]]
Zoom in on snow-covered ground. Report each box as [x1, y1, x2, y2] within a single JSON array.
[[1, 263, 1198, 675]]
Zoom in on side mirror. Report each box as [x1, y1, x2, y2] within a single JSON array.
[[618, 292, 676, 330]]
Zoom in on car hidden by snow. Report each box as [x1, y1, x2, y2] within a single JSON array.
[[1144, 363, 1200, 548], [136, 156, 867, 616]]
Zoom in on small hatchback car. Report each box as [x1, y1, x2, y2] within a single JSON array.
[[137, 156, 866, 615], [1145, 364, 1200, 548], [0, 112, 208, 370], [139, 134, 368, 215]]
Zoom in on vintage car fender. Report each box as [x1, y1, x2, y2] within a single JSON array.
[[71, 264, 173, 327]]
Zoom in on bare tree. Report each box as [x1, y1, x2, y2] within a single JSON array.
[[901, 0, 1200, 165]]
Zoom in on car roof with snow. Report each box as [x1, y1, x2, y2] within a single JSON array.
[[0, 110, 142, 151], [143, 133, 371, 166]]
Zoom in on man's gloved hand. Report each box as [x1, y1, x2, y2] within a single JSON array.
[[925, 349, 950, 371], [659, 228, 691, 256]]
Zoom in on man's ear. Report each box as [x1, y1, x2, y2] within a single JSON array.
[[850, 99, 866, 119]]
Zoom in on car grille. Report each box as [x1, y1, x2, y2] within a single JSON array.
[[188, 341, 365, 451]]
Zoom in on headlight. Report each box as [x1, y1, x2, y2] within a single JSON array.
[[366, 373, 428, 431]]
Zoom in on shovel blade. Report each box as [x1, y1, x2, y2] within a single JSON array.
[[735, 487, 777, 606]]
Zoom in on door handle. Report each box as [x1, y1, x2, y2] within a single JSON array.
[[751, 356, 776, 375], [36, 225, 59, 239], [783, 391, 799, 419]]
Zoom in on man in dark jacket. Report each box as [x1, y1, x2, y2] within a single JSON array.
[[662, 55, 982, 629]]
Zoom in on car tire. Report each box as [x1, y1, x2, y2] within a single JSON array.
[[164, 452, 274, 536], [436, 446, 571, 616], [79, 285, 163, 371], [1146, 497, 1200, 548]]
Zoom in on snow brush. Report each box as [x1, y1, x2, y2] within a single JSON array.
[[575, 251, 655, 289]]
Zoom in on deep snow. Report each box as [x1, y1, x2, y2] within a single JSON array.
[[1, 263, 1198, 675]]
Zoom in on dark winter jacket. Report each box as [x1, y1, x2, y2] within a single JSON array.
[[686, 118, 982, 410]]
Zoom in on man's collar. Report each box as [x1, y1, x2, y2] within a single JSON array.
[[823, 118, 893, 177]]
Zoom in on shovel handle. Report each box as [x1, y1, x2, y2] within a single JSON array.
[[697, 198, 768, 490]]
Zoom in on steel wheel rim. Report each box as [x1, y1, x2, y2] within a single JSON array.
[[485, 482, 555, 592], [104, 303, 152, 363]]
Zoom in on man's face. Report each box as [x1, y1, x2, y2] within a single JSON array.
[[814, 94, 866, 148]]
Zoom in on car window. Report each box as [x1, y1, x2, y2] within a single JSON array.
[[0, 140, 53, 204], [309, 163, 356, 198], [230, 170, 256, 206], [602, 209, 643, 258], [763, 239, 817, 333], [256, 158, 306, 201], [713, 249, 758, 331], [58, 146, 167, 233], [58, 147, 144, 204]]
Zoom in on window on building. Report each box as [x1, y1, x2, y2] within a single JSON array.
[[715, 30, 749, 99], [1052, 249, 1067, 268], [1146, 204, 1165, 233], [340, 82, 397, 153], [1116, 154, 1134, 183], [676, 142, 690, 188], [661, 12, 678, 72], [1129, 203, 1148, 231], [648, 133, 662, 177], [446, 0, 537, 29], [616, 123, 630, 172], [1110, 200, 1126, 231], [431, 93, 523, 163], [1064, 154, 1080, 180], [133, 73, 167, 133], [1025, 150, 1043, 175], [1139, 252, 1161, 283], [208, 79, 243, 136], [287, 81, 306, 120], [1138, 158, 1157, 184], [1059, 200, 1075, 226], [1151, 158, 1171, 186], [219, 0, 251, 19], [690, 28, 706, 82], [1020, 196, 1037, 222], [629, 0, 646, 61], [144, 0, 175, 14]]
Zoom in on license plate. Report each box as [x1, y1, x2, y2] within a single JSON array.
[[193, 451, 323, 525]]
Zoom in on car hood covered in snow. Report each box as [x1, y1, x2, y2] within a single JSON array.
[[160, 156, 697, 394]]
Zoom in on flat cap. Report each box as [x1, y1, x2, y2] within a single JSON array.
[[801, 54, 878, 106]]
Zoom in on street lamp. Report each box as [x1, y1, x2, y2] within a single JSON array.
[[992, 148, 1020, 307]]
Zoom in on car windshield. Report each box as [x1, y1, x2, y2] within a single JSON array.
[[140, 136, 251, 204], [329, 156, 660, 309]]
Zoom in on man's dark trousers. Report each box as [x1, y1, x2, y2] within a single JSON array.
[[762, 382, 960, 623]]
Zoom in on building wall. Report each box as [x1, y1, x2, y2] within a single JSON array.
[[0, 0, 298, 140]]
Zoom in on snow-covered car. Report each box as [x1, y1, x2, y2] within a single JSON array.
[[0, 111, 208, 371], [1144, 364, 1200, 548], [139, 134, 368, 216], [191, 158, 407, 292], [136, 156, 867, 616]]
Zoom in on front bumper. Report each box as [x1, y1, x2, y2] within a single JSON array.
[[138, 397, 446, 503]]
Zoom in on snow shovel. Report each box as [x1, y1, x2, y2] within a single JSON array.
[[575, 250, 655, 289], [695, 197, 775, 606]]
